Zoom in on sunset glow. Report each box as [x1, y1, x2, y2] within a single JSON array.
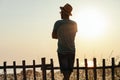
[[76, 8, 107, 39], [87, 61, 94, 67], [0, 0, 120, 67]]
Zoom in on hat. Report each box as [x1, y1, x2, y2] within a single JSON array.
[[60, 3, 72, 16]]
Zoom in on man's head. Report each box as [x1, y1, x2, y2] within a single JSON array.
[[60, 3, 73, 17]]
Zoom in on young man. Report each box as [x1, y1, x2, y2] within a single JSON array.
[[52, 3, 77, 80]]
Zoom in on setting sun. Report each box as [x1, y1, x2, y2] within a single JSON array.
[[75, 8, 107, 39]]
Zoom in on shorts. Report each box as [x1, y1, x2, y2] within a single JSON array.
[[58, 52, 75, 73]]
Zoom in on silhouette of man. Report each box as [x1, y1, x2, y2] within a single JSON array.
[[52, 3, 77, 80]]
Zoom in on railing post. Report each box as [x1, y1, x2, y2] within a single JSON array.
[[0, 58, 119, 80], [41, 58, 47, 80], [85, 59, 88, 80], [50, 59, 54, 80], [13, 61, 17, 80], [3, 62, 7, 80], [93, 58, 97, 80], [76, 58, 79, 80], [111, 58, 115, 80], [102, 59, 106, 80], [33, 60, 36, 80], [22, 60, 26, 80]]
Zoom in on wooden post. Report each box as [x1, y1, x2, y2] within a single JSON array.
[[93, 58, 97, 80], [3, 62, 7, 80], [111, 58, 115, 80], [102, 59, 106, 80], [33, 60, 36, 80], [22, 60, 26, 80], [76, 58, 79, 80], [50, 59, 54, 80], [41, 58, 47, 80], [13, 61, 17, 80], [85, 59, 88, 80]]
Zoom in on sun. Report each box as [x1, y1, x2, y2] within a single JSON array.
[[75, 8, 107, 39]]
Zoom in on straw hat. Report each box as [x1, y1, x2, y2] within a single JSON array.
[[60, 3, 72, 16]]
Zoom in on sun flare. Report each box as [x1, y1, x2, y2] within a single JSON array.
[[75, 8, 107, 39]]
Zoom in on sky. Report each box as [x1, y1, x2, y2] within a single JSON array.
[[0, 0, 120, 66]]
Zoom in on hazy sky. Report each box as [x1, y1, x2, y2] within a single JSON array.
[[0, 0, 120, 65]]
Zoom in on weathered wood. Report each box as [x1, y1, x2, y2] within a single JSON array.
[[93, 58, 97, 80], [3, 62, 7, 80], [111, 58, 115, 80], [13, 61, 17, 80], [33, 60, 36, 80], [85, 59, 88, 80], [50, 59, 54, 80], [22, 60, 26, 80], [41, 58, 47, 80], [0, 57, 119, 80], [76, 58, 79, 80], [102, 59, 106, 80]]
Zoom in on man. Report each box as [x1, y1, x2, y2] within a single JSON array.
[[52, 3, 77, 80]]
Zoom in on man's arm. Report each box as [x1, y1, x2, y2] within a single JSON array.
[[52, 20, 60, 39], [52, 31, 58, 39]]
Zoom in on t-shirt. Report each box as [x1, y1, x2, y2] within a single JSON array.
[[53, 19, 77, 53]]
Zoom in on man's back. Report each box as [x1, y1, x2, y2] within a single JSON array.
[[54, 19, 77, 53]]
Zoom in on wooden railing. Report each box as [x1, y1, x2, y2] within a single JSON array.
[[0, 57, 120, 80]]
